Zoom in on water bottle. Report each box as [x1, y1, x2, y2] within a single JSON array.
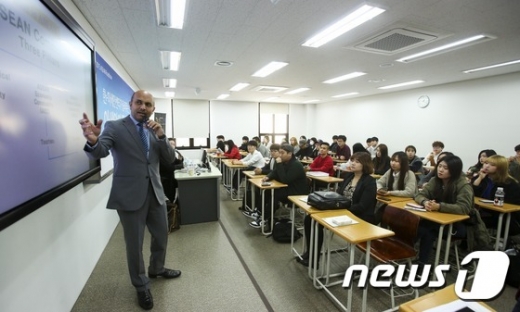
[[494, 187, 504, 207]]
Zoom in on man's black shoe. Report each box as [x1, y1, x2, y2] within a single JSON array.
[[137, 289, 153, 310], [149, 268, 181, 279]]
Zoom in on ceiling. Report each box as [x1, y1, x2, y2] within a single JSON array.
[[71, 0, 520, 104]]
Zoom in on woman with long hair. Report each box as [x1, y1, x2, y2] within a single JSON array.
[[372, 143, 390, 175], [377, 151, 417, 197], [298, 152, 377, 268], [223, 139, 241, 160], [414, 155, 489, 264], [466, 149, 497, 180], [472, 155, 520, 235]]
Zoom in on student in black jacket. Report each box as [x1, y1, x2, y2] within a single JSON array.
[[298, 152, 377, 268], [159, 138, 184, 202]]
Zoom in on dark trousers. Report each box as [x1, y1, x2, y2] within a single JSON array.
[[416, 220, 466, 264], [258, 188, 289, 221], [117, 183, 169, 291]]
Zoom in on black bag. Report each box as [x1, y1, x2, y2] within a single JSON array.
[[271, 219, 301, 243], [166, 200, 181, 233], [307, 191, 351, 210], [506, 248, 520, 287]]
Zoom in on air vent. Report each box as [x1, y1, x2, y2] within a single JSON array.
[[251, 85, 288, 93], [350, 28, 438, 55]]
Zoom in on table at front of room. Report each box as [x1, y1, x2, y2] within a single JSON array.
[[311, 210, 394, 312], [399, 284, 496, 312], [388, 201, 469, 268], [175, 163, 222, 225], [207, 152, 227, 180], [474, 197, 520, 250], [221, 159, 248, 201], [248, 178, 287, 236]]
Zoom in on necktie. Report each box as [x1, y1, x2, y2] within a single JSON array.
[[137, 123, 149, 153]]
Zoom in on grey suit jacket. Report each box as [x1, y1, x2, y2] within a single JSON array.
[[84, 116, 175, 211]]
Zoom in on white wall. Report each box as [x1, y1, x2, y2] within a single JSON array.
[[315, 72, 520, 169], [288, 103, 316, 139], [209, 100, 259, 147], [0, 0, 138, 311]]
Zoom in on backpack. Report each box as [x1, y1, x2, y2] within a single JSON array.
[[166, 200, 181, 233], [270, 219, 301, 243]]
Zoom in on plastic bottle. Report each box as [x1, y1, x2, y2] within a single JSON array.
[[494, 187, 505, 207]]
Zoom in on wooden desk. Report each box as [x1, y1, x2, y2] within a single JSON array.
[[370, 174, 382, 179], [399, 284, 495, 312], [249, 178, 288, 235], [243, 171, 265, 211], [300, 158, 313, 165], [239, 150, 248, 157], [306, 173, 343, 191], [312, 210, 394, 312], [333, 158, 348, 163], [474, 197, 520, 250], [389, 201, 469, 268], [376, 195, 414, 204], [222, 159, 248, 200]]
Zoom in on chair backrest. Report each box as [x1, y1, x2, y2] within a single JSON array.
[[382, 206, 420, 247]]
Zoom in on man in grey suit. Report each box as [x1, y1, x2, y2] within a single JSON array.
[[80, 90, 180, 310]]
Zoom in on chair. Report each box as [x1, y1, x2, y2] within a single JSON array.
[[357, 206, 420, 309]]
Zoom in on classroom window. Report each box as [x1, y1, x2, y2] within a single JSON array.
[[259, 113, 288, 144], [174, 138, 209, 149]]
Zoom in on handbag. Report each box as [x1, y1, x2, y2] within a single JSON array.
[[307, 191, 351, 210]]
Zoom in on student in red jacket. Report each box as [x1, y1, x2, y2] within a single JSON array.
[[224, 139, 241, 160], [304, 142, 334, 176]]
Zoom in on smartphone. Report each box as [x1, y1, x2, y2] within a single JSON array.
[[261, 182, 272, 186]]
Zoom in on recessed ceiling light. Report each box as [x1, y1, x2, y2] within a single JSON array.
[[285, 88, 310, 95], [160, 51, 181, 71], [163, 78, 177, 88], [214, 61, 233, 67], [229, 83, 249, 92], [379, 63, 394, 68], [165, 91, 175, 97], [302, 4, 385, 48], [303, 99, 320, 103], [378, 80, 424, 90], [216, 94, 230, 100], [252, 61, 288, 77], [155, 0, 186, 29], [463, 59, 520, 73], [332, 92, 359, 98], [368, 79, 385, 83], [252, 86, 288, 92], [396, 35, 494, 63], [323, 72, 366, 84]]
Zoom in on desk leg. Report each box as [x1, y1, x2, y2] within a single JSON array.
[[443, 224, 453, 270], [260, 188, 274, 236], [495, 213, 506, 250], [291, 203, 296, 255], [434, 225, 445, 268], [361, 241, 368, 312], [503, 213, 511, 251], [308, 218, 315, 279], [244, 178, 249, 211]]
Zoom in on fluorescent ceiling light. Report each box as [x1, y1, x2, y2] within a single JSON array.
[[165, 91, 175, 97], [332, 92, 359, 98], [263, 97, 279, 101], [285, 88, 310, 95], [160, 51, 181, 71], [252, 61, 288, 77], [163, 78, 177, 88], [463, 59, 520, 74], [378, 80, 424, 90], [303, 99, 320, 103], [396, 35, 492, 63], [229, 83, 250, 92], [155, 0, 186, 29], [302, 5, 385, 48], [217, 94, 230, 100], [323, 72, 366, 84]]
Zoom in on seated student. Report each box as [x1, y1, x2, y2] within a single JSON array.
[[242, 144, 281, 214], [472, 155, 520, 235], [509, 144, 520, 183], [414, 155, 489, 265], [253, 136, 269, 158], [335, 135, 352, 161], [366, 137, 376, 159], [159, 138, 184, 202], [377, 152, 418, 197], [423, 141, 444, 172], [223, 139, 241, 160], [238, 136, 249, 151], [418, 151, 453, 188], [336, 143, 370, 177], [298, 152, 377, 268], [232, 140, 265, 191], [352, 142, 367, 154], [304, 142, 335, 176], [249, 144, 308, 229], [405, 145, 423, 174], [216, 135, 226, 153], [466, 149, 497, 180], [372, 144, 390, 175], [330, 135, 339, 153], [295, 139, 313, 160], [309, 138, 320, 158], [289, 136, 300, 155], [262, 135, 272, 150]]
